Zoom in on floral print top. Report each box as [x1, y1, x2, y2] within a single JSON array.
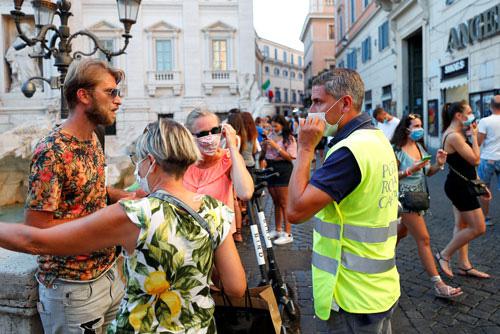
[[25, 127, 116, 286], [107, 192, 233, 334]]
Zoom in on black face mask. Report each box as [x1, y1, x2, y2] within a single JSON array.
[[492, 102, 500, 110]]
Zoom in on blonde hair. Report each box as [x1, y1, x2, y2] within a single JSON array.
[[63, 58, 125, 110], [185, 107, 219, 133], [136, 119, 200, 178]]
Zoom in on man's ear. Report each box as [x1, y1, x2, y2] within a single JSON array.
[[76, 88, 92, 106], [341, 95, 354, 113]]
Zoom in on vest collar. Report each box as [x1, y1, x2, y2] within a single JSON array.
[[327, 113, 375, 148]]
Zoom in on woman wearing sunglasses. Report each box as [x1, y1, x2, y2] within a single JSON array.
[[0, 119, 246, 333], [183, 108, 254, 243], [391, 114, 462, 299]]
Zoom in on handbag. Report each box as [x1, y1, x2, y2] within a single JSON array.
[[399, 190, 430, 212], [448, 166, 489, 197], [211, 285, 282, 334]]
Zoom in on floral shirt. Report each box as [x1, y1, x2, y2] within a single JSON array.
[[107, 192, 232, 334], [25, 127, 116, 286]]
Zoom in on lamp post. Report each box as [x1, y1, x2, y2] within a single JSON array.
[[10, 0, 142, 119]]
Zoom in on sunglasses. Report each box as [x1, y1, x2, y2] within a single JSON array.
[[193, 126, 222, 138], [89, 88, 121, 98]]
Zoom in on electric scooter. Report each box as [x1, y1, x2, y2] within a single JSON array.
[[246, 168, 300, 334]]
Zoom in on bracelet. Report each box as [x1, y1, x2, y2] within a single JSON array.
[[405, 168, 412, 176], [438, 164, 445, 170]]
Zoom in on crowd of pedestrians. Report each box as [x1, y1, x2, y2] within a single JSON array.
[[0, 58, 498, 333]]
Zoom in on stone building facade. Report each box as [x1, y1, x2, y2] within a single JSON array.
[[257, 37, 305, 115], [335, 0, 500, 148]]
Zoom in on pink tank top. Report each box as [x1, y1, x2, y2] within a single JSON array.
[[183, 149, 236, 233]]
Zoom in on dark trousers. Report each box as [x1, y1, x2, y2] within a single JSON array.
[[325, 305, 396, 334]]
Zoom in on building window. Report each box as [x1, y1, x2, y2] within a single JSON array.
[[274, 67, 280, 76], [212, 39, 227, 70], [292, 90, 297, 103], [284, 88, 289, 103], [328, 24, 335, 40], [338, 60, 345, 68], [364, 90, 372, 113], [325, 0, 334, 5], [263, 45, 269, 57], [291, 71, 296, 79], [361, 37, 371, 63], [291, 54, 294, 65], [283, 70, 288, 78], [382, 85, 392, 112], [156, 39, 173, 71], [364, 0, 369, 8], [265, 65, 269, 74], [298, 73, 303, 80], [275, 88, 281, 102], [378, 21, 389, 51], [97, 39, 117, 66], [274, 48, 278, 60], [283, 51, 287, 63], [350, 0, 356, 24], [338, 10, 344, 39], [347, 50, 357, 69], [298, 56, 302, 67], [158, 113, 174, 120]]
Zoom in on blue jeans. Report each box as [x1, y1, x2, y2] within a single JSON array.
[[37, 263, 124, 334], [478, 159, 500, 191]]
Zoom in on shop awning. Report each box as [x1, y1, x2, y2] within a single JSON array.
[[440, 76, 468, 90]]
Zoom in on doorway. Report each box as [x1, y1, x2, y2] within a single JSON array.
[[407, 29, 423, 117]]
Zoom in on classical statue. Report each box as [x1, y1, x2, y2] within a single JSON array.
[[5, 23, 42, 92]]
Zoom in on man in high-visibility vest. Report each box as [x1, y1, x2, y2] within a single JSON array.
[[287, 69, 400, 333]]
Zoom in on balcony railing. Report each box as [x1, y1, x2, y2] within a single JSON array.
[[146, 70, 183, 96], [203, 70, 238, 95]]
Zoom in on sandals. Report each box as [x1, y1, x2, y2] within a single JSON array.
[[233, 229, 243, 243], [435, 251, 453, 277], [434, 282, 463, 299], [457, 267, 490, 279]]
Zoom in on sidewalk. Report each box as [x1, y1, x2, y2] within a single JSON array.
[[236, 169, 500, 333]]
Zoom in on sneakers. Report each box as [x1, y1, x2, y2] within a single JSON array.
[[274, 233, 293, 245], [268, 230, 283, 239], [485, 217, 493, 226]]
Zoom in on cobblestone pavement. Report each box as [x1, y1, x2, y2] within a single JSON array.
[[236, 168, 500, 333]]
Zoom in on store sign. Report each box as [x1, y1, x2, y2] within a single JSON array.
[[441, 58, 468, 80], [447, 4, 500, 51]]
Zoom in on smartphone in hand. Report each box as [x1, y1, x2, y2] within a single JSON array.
[[419, 155, 432, 163]]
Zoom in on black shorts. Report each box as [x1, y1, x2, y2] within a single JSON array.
[[444, 176, 481, 212], [265, 160, 293, 187]]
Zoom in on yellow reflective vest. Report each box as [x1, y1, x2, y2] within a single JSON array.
[[313, 129, 400, 320]]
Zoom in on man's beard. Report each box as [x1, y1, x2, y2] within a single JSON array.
[[85, 98, 115, 126]]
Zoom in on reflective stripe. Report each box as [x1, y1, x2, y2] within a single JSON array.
[[315, 220, 398, 243], [314, 221, 341, 240], [343, 220, 398, 243], [342, 252, 395, 274], [312, 251, 339, 275]]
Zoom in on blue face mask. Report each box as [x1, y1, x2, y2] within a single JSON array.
[[409, 128, 424, 141], [463, 114, 475, 127]]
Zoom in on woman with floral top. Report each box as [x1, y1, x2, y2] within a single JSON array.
[[0, 119, 246, 333]]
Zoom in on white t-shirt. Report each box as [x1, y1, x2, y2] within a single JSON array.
[[377, 117, 400, 140], [478, 114, 500, 160]]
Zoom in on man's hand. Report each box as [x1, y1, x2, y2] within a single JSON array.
[[298, 116, 325, 152]]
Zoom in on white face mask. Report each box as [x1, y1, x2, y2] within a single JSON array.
[[134, 157, 155, 193], [307, 97, 345, 137], [196, 134, 221, 156]]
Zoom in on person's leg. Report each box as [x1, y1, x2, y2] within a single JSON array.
[[40, 275, 115, 334], [268, 187, 282, 232], [441, 208, 487, 276], [402, 212, 461, 296], [103, 264, 125, 328], [453, 207, 469, 271], [277, 186, 291, 235], [396, 220, 408, 246]]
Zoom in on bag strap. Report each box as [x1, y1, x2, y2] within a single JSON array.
[[448, 165, 472, 182], [149, 191, 214, 246], [442, 132, 452, 150]]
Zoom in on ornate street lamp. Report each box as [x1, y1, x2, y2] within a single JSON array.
[[10, 0, 142, 118]]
